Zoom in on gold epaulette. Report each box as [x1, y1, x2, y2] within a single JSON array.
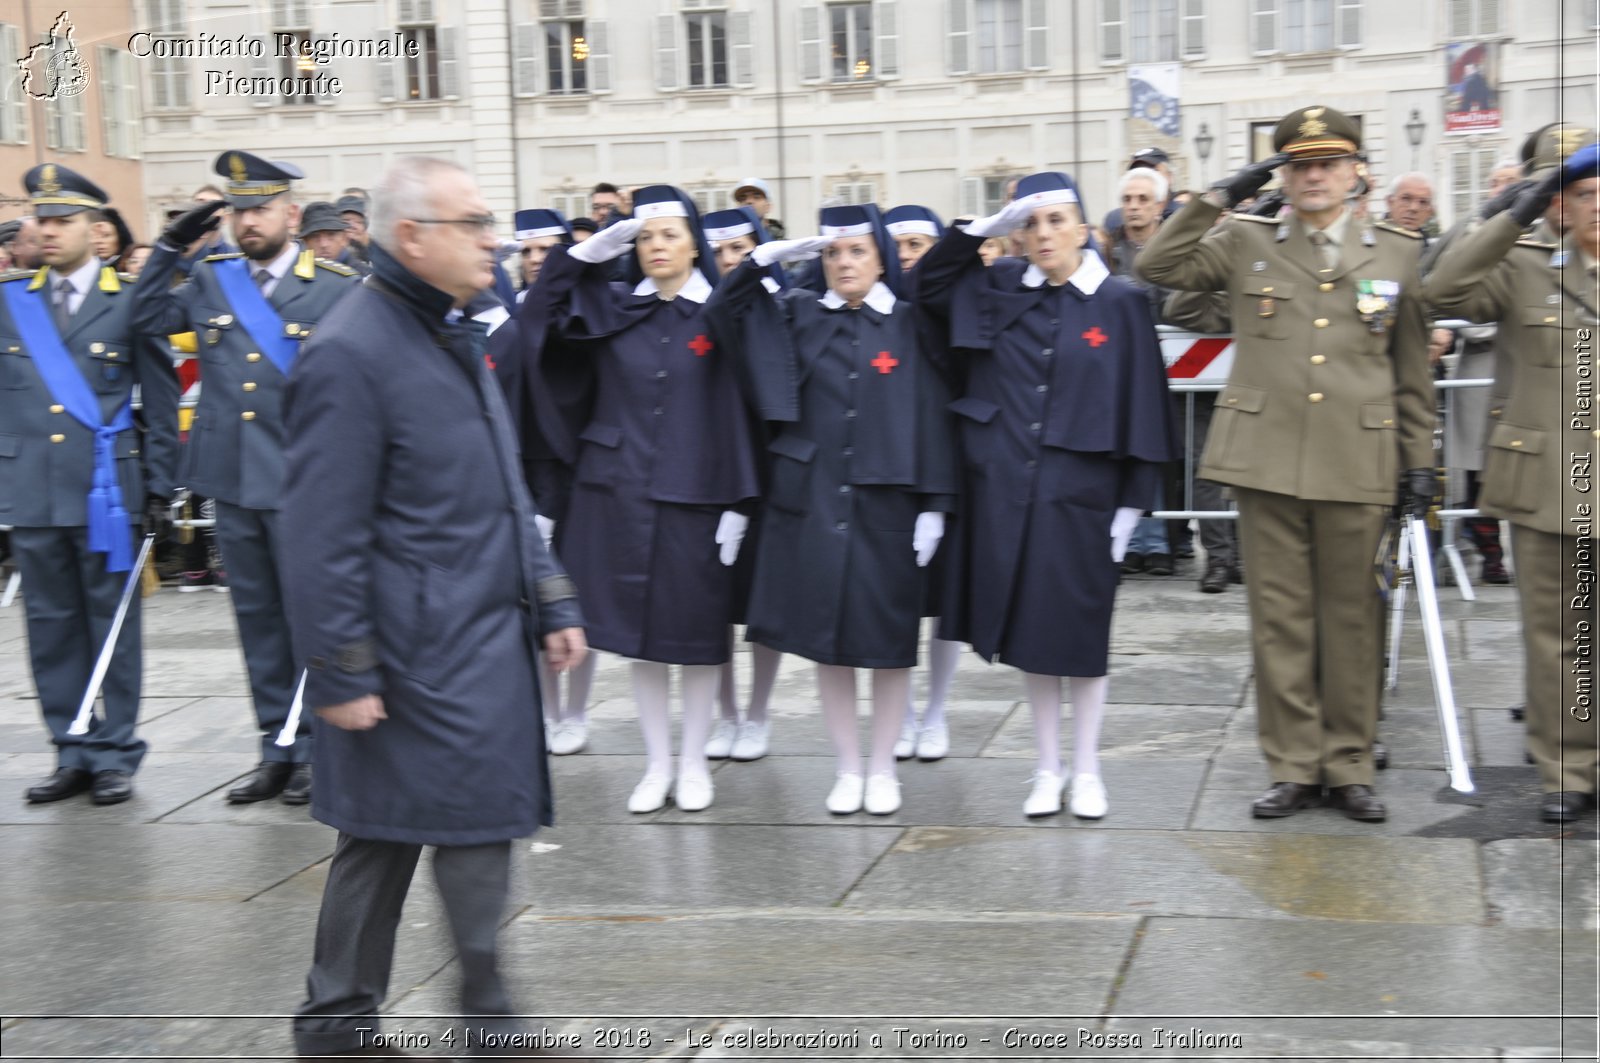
[[314, 257, 357, 277], [203, 251, 244, 262], [0, 268, 33, 283], [1375, 221, 1423, 239], [99, 266, 122, 293]]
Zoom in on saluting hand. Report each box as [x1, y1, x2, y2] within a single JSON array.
[[751, 235, 835, 267], [1507, 167, 1565, 229], [962, 198, 1037, 239], [316, 694, 387, 731], [161, 199, 227, 249], [1212, 153, 1291, 210], [569, 218, 643, 264], [544, 627, 588, 673]]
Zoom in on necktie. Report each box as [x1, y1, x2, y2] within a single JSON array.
[[53, 278, 74, 333], [1308, 230, 1337, 271], [254, 268, 273, 295]]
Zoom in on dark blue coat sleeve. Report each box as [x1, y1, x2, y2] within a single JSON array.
[[705, 256, 801, 423]]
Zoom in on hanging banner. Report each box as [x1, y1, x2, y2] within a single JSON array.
[[1445, 41, 1501, 134], [1128, 63, 1182, 138]]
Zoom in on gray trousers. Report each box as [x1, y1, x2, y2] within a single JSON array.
[[293, 833, 516, 1055], [213, 502, 307, 761], [12, 525, 147, 775]]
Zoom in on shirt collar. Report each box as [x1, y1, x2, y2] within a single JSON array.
[[51, 255, 102, 296], [819, 281, 897, 314], [250, 240, 300, 282], [1021, 249, 1110, 295], [1303, 208, 1352, 248], [632, 268, 714, 303]]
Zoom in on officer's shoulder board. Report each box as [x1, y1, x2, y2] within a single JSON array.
[[313, 257, 358, 277], [1229, 213, 1277, 226], [203, 251, 245, 262], [1514, 236, 1559, 251], [1374, 221, 1423, 240], [0, 267, 33, 284]]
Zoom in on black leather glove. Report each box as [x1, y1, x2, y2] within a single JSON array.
[[1401, 468, 1438, 518], [1212, 153, 1291, 209], [1479, 178, 1533, 221], [1507, 167, 1564, 229], [161, 200, 227, 248], [143, 495, 174, 540]]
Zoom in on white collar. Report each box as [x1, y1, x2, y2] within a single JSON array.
[[633, 268, 713, 303], [248, 240, 300, 282], [51, 255, 103, 296], [1021, 249, 1109, 295], [819, 281, 897, 314]]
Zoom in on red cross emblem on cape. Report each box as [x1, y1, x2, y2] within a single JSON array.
[[871, 350, 899, 374], [688, 334, 714, 357], [1082, 326, 1108, 348]]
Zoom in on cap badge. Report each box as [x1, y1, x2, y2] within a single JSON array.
[[39, 164, 59, 194], [1555, 128, 1586, 158], [1299, 107, 1327, 138], [229, 153, 247, 182]]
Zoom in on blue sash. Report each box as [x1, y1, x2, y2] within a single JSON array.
[[213, 258, 300, 378], [1, 282, 135, 572]]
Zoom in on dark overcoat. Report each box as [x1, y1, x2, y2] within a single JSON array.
[[513, 246, 762, 665], [706, 259, 958, 667], [280, 245, 584, 846], [915, 230, 1178, 677]]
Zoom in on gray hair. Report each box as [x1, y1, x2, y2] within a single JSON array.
[[1385, 171, 1434, 197], [370, 156, 471, 249], [1118, 166, 1169, 203]]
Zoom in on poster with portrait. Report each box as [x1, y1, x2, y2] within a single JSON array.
[[1445, 41, 1501, 133]]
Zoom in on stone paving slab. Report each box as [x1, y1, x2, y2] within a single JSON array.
[[954, 653, 1252, 707], [845, 828, 1485, 925], [1188, 768, 1483, 837], [1482, 840, 1600, 930], [978, 704, 1232, 761], [0, 750, 243, 825], [1111, 916, 1598, 1051], [648, 756, 1208, 831]]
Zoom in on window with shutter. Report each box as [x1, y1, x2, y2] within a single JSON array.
[[948, 0, 971, 74], [543, 19, 589, 94], [1252, 0, 1279, 53], [1479, 0, 1499, 34], [0, 25, 26, 143], [876, 1, 900, 77], [513, 23, 540, 96], [1130, 0, 1179, 62], [1181, 0, 1205, 57], [588, 21, 610, 93], [799, 3, 823, 82], [437, 26, 459, 98], [1100, 0, 1124, 63], [975, 0, 1024, 73], [731, 11, 754, 87], [959, 176, 983, 216], [829, 3, 875, 82], [98, 46, 120, 157], [1024, 0, 1047, 69], [685, 10, 729, 89], [1335, 0, 1359, 46], [656, 13, 679, 90]]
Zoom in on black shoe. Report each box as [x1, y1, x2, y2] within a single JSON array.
[[1199, 561, 1230, 593], [91, 770, 134, 805], [25, 767, 92, 803], [1542, 792, 1593, 823], [280, 763, 313, 805], [1481, 559, 1511, 584], [1119, 552, 1146, 574], [228, 761, 294, 803], [1373, 740, 1388, 770], [1229, 565, 1244, 584], [1327, 783, 1387, 822], [1251, 782, 1322, 818], [1509, 704, 1525, 721], [1145, 552, 1174, 576]]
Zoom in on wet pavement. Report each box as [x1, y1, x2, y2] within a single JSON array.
[[0, 555, 1595, 1061]]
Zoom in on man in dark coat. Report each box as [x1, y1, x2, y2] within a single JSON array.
[[133, 150, 361, 807], [279, 156, 588, 1060]]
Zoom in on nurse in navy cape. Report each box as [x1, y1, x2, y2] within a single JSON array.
[[512, 185, 762, 815], [700, 206, 787, 763], [914, 172, 1178, 821], [705, 203, 959, 816]]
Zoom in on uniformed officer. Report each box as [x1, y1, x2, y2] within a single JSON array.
[[2, 164, 180, 805], [1138, 107, 1436, 822], [1423, 145, 1600, 822], [297, 200, 371, 278], [132, 150, 359, 805]]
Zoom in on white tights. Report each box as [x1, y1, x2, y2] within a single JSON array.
[[631, 661, 719, 779], [717, 638, 782, 723], [1022, 673, 1109, 777], [818, 664, 910, 778]]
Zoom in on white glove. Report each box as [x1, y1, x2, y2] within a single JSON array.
[[1109, 506, 1142, 564], [752, 235, 835, 268], [913, 511, 945, 567], [716, 510, 749, 566], [962, 198, 1037, 239], [534, 513, 555, 550], [568, 218, 643, 264]]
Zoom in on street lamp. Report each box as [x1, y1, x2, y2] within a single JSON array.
[[1405, 108, 1426, 170], [1193, 122, 1214, 184]]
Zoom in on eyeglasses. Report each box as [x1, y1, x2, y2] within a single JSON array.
[[410, 215, 497, 234]]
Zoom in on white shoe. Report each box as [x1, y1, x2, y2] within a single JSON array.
[[730, 719, 770, 761], [825, 772, 865, 815], [915, 721, 950, 761], [1070, 774, 1109, 820], [863, 773, 902, 815], [893, 715, 919, 760], [547, 719, 588, 756], [627, 773, 672, 814], [705, 718, 738, 759], [1023, 770, 1068, 817], [675, 772, 714, 812]]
